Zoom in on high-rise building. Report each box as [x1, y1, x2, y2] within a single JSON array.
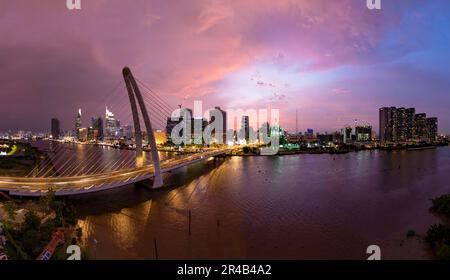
[[355, 125, 372, 142], [124, 125, 133, 140], [258, 122, 271, 144], [75, 108, 82, 138], [333, 131, 344, 145], [154, 129, 167, 145], [193, 118, 208, 144], [379, 107, 396, 142], [166, 108, 193, 144], [380, 107, 415, 142], [270, 125, 287, 146], [318, 133, 333, 145], [395, 107, 415, 141], [91, 117, 104, 141], [241, 116, 250, 142], [115, 120, 122, 138], [166, 117, 179, 144], [105, 107, 117, 140], [51, 118, 60, 139], [380, 106, 438, 143], [342, 126, 352, 144], [78, 128, 88, 142], [209, 106, 227, 144], [87, 126, 95, 141], [414, 113, 427, 140], [426, 117, 438, 141], [404, 108, 416, 140]]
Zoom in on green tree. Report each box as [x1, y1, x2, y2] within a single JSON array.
[[431, 194, 450, 216], [38, 188, 56, 213], [61, 202, 77, 225], [22, 210, 41, 232], [4, 229, 29, 260], [3, 201, 16, 221], [22, 229, 41, 255], [437, 244, 450, 260], [53, 200, 77, 225], [425, 224, 450, 248]]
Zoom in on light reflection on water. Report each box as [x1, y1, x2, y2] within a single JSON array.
[[70, 147, 450, 260], [30, 140, 180, 176]]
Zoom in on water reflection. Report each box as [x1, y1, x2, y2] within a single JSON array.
[[29, 140, 179, 176], [70, 147, 450, 260]]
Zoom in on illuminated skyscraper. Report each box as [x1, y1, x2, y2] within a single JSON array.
[[241, 116, 250, 142], [379, 106, 414, 142], [380, 107, 437, 143], [105, 107, 117, 140], [165, 108, 193, 145], [51, 118, 60, 139], [414, 113, 427, 140], [379, 107, 396, 142], [75, 108, 82, 138], [209, 106, 227, 144], [91, 117, 104, 141], [78, 127, 88, 142], [395, 107, 415, 141], [426, 117, 438, 141], [405, 108, 416, 140]]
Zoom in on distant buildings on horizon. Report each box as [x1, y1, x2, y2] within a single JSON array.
[[379, 107, 438, 143], [165, 106, 228, 145], [45, 105, 447, 146], [49, 107, 141, 143], [0, 105, 446, 146]]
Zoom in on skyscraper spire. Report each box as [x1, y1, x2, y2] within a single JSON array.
[[75, 108, 82, 138]]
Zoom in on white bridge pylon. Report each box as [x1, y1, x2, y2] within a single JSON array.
[[123, 67, 163, 188]]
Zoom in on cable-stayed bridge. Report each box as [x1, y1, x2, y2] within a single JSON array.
[[0, 148, 228, 197], [0, 67, 230, 197]]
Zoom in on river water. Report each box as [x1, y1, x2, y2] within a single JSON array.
[[69, 146, 450, 260], [29, 140, 182, 176]]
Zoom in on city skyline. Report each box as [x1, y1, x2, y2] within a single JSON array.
[[1, 1, 450, 133], [2, 1, 450, 265], [0, 104, 445, 138], [13, 104, 435, 150]]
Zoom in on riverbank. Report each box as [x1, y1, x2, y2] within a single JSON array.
[[0, 142, 47, 177], [0, 191, 85, 260], [425, 194, 450, 260], [39, 138, 450, 158], [230, 142, 449, 156]]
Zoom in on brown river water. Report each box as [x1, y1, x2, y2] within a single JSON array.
[[68, 146, 450, 260]]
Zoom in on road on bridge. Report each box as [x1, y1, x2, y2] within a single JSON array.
[[0, 148, 231, 196]]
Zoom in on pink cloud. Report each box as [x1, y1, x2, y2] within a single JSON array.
[[0, 0, 438, 132], [332, 88, 351, 95]]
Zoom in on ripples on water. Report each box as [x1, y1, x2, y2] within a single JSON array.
[[70, 147, 450, 260]]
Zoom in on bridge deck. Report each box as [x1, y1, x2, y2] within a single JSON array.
[[0, 149, 229, 196]]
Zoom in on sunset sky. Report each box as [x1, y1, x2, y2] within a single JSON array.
[[1, 0, 449, 133]]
